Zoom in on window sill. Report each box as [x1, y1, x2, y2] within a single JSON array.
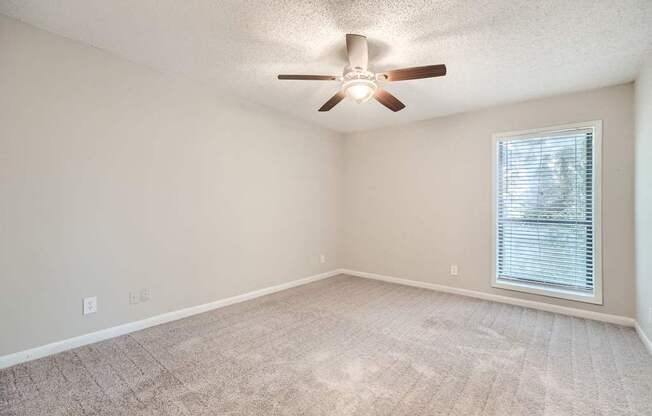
[[492, 278, 603, 305]]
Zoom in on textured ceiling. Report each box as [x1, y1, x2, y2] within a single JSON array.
[[2, 1, 652, 133]]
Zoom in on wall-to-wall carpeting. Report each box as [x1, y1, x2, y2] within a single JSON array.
[[1, 275, 650, 415]]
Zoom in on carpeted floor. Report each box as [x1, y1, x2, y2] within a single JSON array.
[[1, 275, 651, 415]]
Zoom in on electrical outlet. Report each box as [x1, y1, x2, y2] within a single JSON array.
[[649, 306, 652, 324], [140, 289, 150, 302], [129, 292, 139, 305], [320, 254, 327, 264], [450, 265, 459, 276], [83, 296, 97, 315]]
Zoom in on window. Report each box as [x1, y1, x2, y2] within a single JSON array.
[[492, 121, 602, 304]]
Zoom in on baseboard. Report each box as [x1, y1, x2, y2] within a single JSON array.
[[340, 269, 635, 327], [3, 269, 644, 369], [635, 322, 652, 355], [0, 269, 342, 370]]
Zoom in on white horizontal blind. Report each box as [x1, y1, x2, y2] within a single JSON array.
[[496, 128, 595, 294]]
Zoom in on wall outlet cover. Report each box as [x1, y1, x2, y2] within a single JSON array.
[[129, 292, 139, 305], [140, 289, 150, 302], [83, 296, 97, 315], [450, 265, 459, 276], [320, 254, 327, 264]]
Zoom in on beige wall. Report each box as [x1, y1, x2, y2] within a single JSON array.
[[343, 84, 636, 317], [635, 56, 652, 340], [0, 16, 344, 355], [0, 14, 642, 358]]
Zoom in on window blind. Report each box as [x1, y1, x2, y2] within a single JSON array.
[[496, 128, 595, 294]]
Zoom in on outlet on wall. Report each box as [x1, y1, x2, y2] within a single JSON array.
[[83, 296, 97, 315], [320, 254, 327, 264], [130, 289, 151, 305], [649, 306, 652, 324], [450, 265, 459, 276], [129, 292, 139, 305]]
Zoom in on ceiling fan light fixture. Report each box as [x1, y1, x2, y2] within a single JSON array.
[[277, 34, 447, 112], [343, 78, 377, 103]]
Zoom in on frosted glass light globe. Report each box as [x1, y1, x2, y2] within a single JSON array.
[[344, 79, 377, 103]]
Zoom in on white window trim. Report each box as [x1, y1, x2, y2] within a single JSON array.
[[491, 120, 603, 305]]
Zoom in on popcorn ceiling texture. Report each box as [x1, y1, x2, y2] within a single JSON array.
[[1, 275, 651, 415], [1, 0, 651, 132]]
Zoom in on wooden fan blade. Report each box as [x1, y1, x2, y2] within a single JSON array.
[[318, 91, 346, 112], [278, 75, 338, 80], [374, 89, 406, 112], [346, 34, 368, 70], [380, 64, 446, 81]]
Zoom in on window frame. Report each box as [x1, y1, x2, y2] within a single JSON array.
[[491, 120, 603, 305]]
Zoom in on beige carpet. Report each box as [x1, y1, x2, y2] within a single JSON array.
[[1, 275, 651, 415]]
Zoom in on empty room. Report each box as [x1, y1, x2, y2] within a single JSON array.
[[1, 1, 652, 415]]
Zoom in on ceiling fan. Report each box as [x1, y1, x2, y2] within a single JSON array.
[[277, 34, 446, 112]]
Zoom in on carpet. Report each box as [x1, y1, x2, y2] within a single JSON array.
[[1, 274, 651, 415]]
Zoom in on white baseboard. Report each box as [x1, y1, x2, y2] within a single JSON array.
[[0, 269, 341, 370], [636, 322, 652, 355], [3, 269, 646, 369], [340, 269, 636, 327]]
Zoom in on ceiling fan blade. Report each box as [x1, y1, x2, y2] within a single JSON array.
[[278, 74, 338, 80], [318, 91, 346, 112], [380, 64, 447, 81], [374, 89, 406, 112], [346, 34, 368, 70]]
